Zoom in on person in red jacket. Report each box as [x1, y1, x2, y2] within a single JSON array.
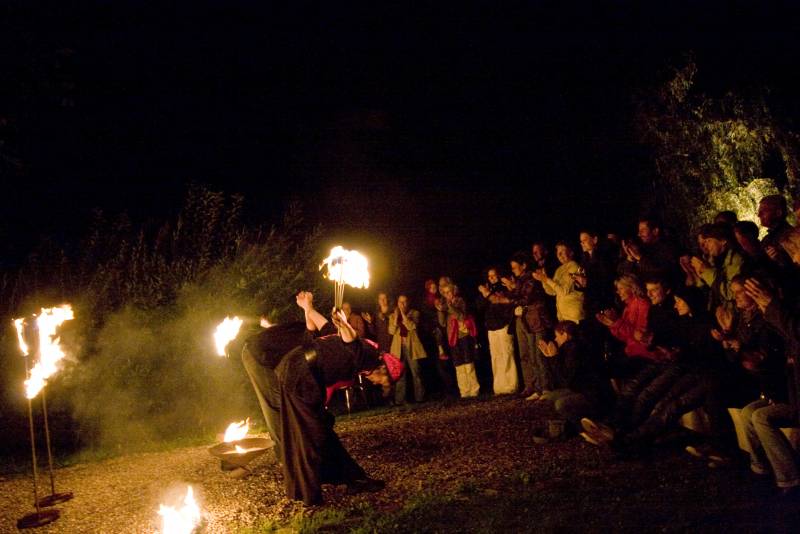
[[447, 297, 481, 398], [597, 274, 660, 377]]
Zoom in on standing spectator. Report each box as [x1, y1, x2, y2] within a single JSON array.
[[447, 297, 481, 398], [534, 241, 585, 324], [342, 301, 366, 340], [389, 295, 427, 404], [620, 217, 681, 286], [575, 229, 616, 317], [478, 267, 518, 395], [498, 252, 552, 400], [363, 292, 393, 352], [759, 194, 794, 267]]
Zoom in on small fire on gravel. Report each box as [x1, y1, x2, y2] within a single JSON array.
[[157, 485, 201, 534]]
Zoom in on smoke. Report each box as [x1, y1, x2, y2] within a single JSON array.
[[57, 286, 266, 451]]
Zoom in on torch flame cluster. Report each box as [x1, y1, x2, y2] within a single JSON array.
[[158, 485, 201, 534], [213, 316, 243, 357], [13, 305, 75, 399], [320, 246, 370, 308]]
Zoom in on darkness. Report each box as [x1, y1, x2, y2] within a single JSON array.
[[3, 2, 800, 297]]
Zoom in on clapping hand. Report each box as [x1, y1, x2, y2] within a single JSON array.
[[296, 291, 313, 310], [537, 339, 558, 357], [744, 278, 773, 312], [361, 311, 372, 324]]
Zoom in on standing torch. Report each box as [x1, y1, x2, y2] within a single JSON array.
[[29, 305, 76, 508], [13, 317, 59, 529], [320, 246, 370, 311]]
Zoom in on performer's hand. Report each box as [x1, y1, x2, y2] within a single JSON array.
[[296, 291, 313, 311]]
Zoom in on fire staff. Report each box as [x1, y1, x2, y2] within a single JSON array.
[[242, 291, 401, 505]]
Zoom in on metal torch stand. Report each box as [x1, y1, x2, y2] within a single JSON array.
[[17, 366, 60, 528], [37, 387, 74, 507]]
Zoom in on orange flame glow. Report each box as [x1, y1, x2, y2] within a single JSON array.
[[223, 418, 249, 442], [24, 305, 74, 399], [320, 246, 370, 307], [13, 318, 29, 356], [158, 485, 201, 534], [214, 316, 243, 356]]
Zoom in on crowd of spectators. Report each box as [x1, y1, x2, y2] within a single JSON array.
[[349, 194, 800, 499]]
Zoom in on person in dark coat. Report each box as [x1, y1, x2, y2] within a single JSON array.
[[242, 291, 397, 505]]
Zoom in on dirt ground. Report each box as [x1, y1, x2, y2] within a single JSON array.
[[1, 395, 798, 533]]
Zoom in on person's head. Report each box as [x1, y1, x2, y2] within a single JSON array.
[[638, 218, 662, 245], [438, 276, 453, 293], [509, 251, 530, 277], [734, 220, 760, 251], [341, 302, 353, 317], [730, 275, 756, 311], [555, 242, 575, 265], [554, 320, 578, 346], [440, 284, 457, 303], [363, 366, 392, 397], [487, 267, 500, 284], [672, 288, 703, 317], [579, 230, 599, 253], [615, 275, 644, 302], [699, 222, 732, 258], [779, 227, 800, 265], [531, 242, 548, 263], [397, 294, 410, 313], [714, 210, 738, 226], [645, 278, 670, 306], [377, 292, 389, 309], [758, 194, 788, 229], [425, 279, 438, 295]]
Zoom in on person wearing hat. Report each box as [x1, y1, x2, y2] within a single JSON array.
[[242, 291, 403, 505]]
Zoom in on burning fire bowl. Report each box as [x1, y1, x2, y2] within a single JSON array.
[[208, 437, 273, 469]]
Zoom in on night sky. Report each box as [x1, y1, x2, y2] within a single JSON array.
[[3, 3, 800, 295]]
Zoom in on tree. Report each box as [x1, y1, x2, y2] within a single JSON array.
[[634, 56, 800, 238]]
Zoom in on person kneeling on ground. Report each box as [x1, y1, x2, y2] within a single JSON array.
[[537, 320, 609, 432]]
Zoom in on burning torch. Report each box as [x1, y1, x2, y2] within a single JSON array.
[[319, 246, 370, 310]]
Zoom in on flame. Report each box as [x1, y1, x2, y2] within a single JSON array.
[[223, 418, 249, 442], [24, 305, 74, 399], [213, 316, 243, 356], [158, 485, 201, 534], [235, 445, 247, 454], [13, 318, 29, 356], [320, 246, 370, 290]]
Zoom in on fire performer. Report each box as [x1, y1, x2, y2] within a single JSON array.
[[241, 291, 400, 504]]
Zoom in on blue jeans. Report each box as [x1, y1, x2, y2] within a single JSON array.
[[742, 399, 800, 488]]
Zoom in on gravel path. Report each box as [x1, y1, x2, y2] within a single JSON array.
[[1, 396, 550, 533]]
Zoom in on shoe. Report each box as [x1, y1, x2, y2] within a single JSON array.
[[525, 392, 541, 401], [580, 418, 614, 443], [346, 477, 385, 495], [685, 445, 706, 459]]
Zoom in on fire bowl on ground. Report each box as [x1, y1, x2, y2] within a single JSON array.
[[208, 437, 273, 473]]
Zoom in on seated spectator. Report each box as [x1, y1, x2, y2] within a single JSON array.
[[389, 295, 427, 404], [538, 321, 608, 430], [447, 297, 481, 398], [478, 266, 518, 395], [596, 275, 659, 376], [534, 241, 585, 324]]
